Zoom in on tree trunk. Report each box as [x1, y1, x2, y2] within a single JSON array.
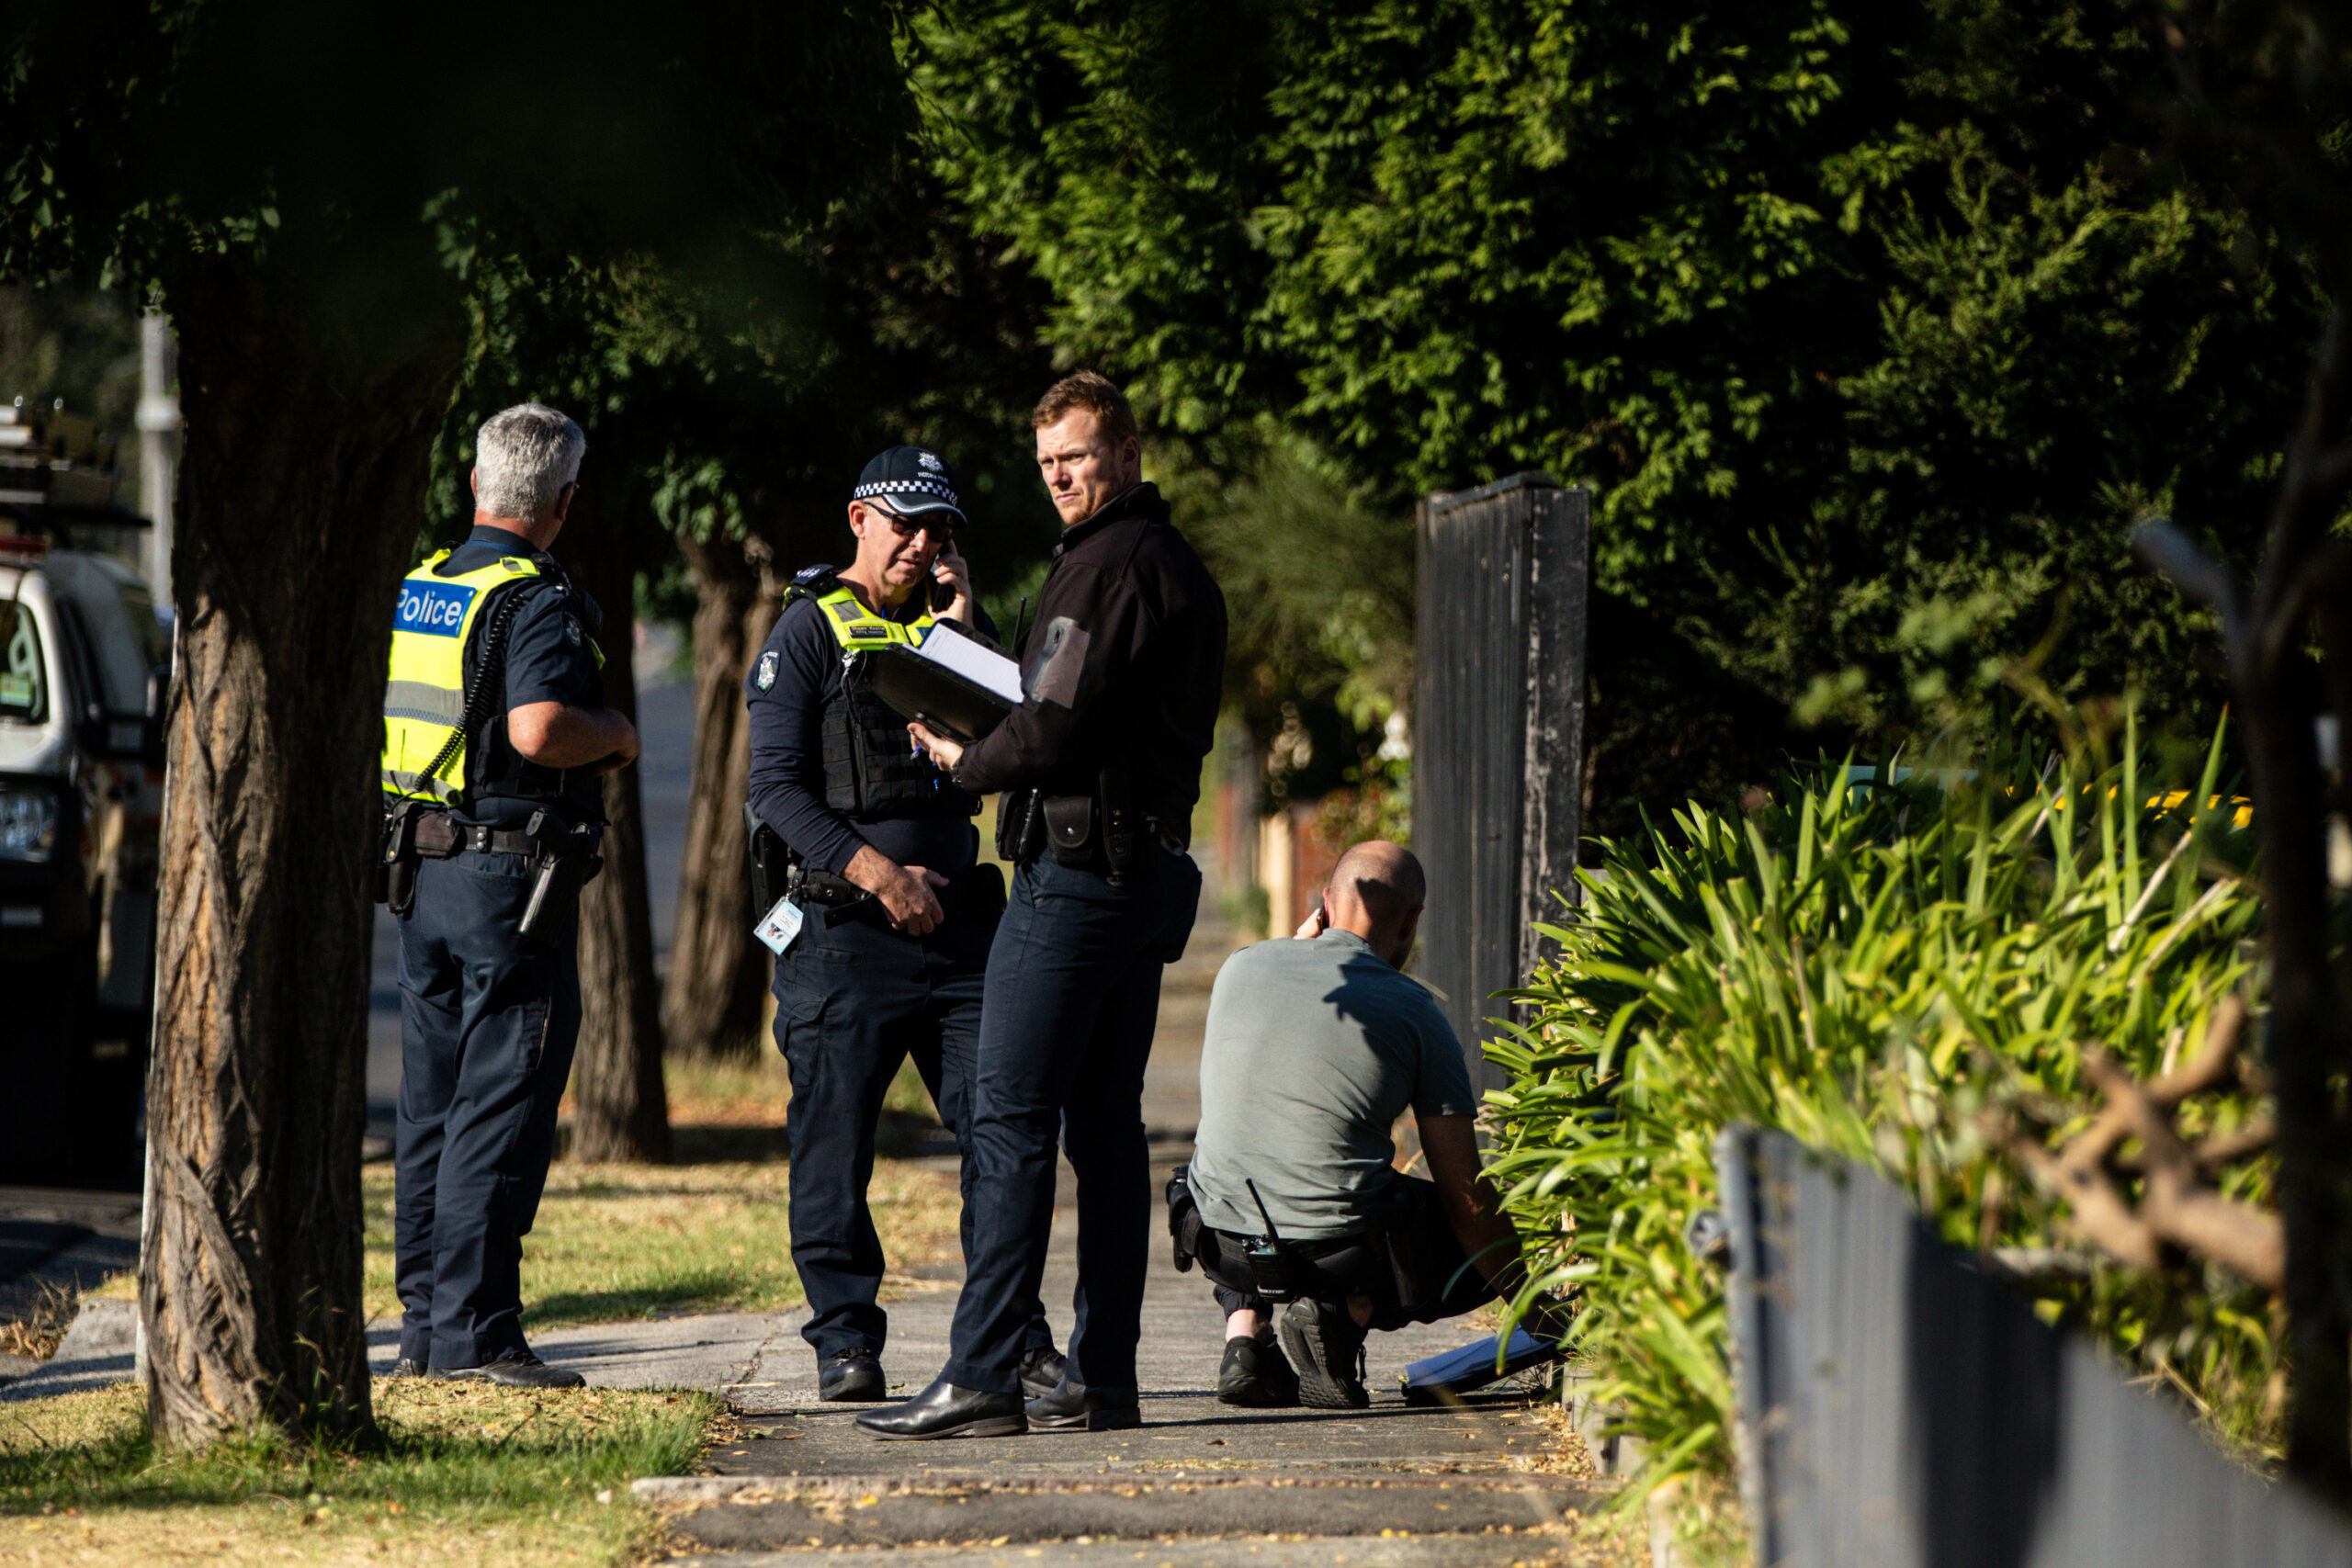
[[662, 532, 786, 1062], [2137, 308, 2352, 1498], [563, 492, 672, 1163], [2242, 316, 2352, 1499], [141, 259, 464, 1450]]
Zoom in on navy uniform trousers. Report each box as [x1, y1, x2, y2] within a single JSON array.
[[773, 868, 1054, 1361], [943, 847, 1202, 1394], [394, 843, 582, 1370]]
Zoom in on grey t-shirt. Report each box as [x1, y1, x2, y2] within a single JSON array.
[[1189, 930, 1479, 1240]]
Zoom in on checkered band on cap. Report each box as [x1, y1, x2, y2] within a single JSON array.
[[854, 477, 959, 504]]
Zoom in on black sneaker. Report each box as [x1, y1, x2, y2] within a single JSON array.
[[436, 1349, 586, 1390], [1018, 1345, 1069, 1401], [1216, 1336, 1300, 1407], [1278, 1299, 1369, 1410], [385, 1357, 427, 1380], [819, 1348, 887, 1403]]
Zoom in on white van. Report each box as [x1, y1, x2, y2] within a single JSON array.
[[0, 532, 167, 1179]]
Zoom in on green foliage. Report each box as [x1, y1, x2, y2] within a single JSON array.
[[1170, 428, 1415, 798], [1486, 722, 2276, 1495], [433, 183, 1063, 601], [918, 0, 2323, 806]]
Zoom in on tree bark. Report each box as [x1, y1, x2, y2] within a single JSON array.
[[562, 492, 672, 1163], [662, 532, 786, 1062], [141, 258, 464, 1449]]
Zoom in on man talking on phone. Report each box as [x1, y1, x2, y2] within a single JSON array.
[[742, 446, 1062, 1402]]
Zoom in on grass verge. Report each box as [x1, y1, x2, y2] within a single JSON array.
[[87, 1156, 959, 1331], [0, 1379, 718, 1566], [356, 1156, 961, 1330]]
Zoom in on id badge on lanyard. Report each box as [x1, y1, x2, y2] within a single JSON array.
[[753, 895, 805, 956]]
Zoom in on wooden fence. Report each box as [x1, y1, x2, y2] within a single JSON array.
[[1412, 473, 1589, 1092]]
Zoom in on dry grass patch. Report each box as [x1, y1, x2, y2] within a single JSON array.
[[0, 1379, 715, 1566], [659, 1049, 938, 1128]]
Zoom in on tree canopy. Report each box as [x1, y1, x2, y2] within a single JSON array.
[[919, 0, 2328, 818]]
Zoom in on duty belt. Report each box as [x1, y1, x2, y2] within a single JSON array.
[[413, 812, 538, 860]]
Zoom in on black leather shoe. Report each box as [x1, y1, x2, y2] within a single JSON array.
[[1018, 1345, 1069, 1400], [1279, 1299, 1369, 1410], [436, 1349, 586, 1390], [386, 1357, 426, 1380], [1216, 1336, 1300, 1408], [819, 1348, 887, 1402], [1027, 1379, 1141, 1431], [855, 1378, 1027, 1439]]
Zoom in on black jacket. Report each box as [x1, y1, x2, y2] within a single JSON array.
[[956, 483, 1226, 832]]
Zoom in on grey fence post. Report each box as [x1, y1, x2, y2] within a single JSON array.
[[1716, 1124, 2352, 1567], [1412, 473, 1590, 1093]]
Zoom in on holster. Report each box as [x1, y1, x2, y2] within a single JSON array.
[[1165, 1165, 1199, 1274], [1098, 765, 1138, 884], [745, 807, 791, 915], [378, 800, 424, 916], [516, 810, 604, 949], [997, 787, 1046, 863]]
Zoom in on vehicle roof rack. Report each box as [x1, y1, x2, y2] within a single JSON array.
[[0, 402, 130, 513]]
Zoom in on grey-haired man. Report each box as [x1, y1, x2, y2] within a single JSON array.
[[382, 402, 639, 1390]]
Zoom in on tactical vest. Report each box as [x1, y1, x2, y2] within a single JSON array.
[[380, 549, 554, 807], [793, 574, 978, 822]]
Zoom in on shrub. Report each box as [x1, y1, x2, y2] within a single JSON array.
[[1485, 721, 2275, 1495]]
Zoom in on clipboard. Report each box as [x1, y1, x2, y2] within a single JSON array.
[[867, 623, 1024, 741]]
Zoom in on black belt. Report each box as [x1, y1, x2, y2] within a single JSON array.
[[413, 811, 538, 860], [460, 825, 537, 857], [1211, 1224, 1375, 1262], [1021, 808, 1187, 867]]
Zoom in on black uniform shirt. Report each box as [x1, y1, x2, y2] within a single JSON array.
[[743, 584, 993, 878], [953, 484, 1226, 831], [441, 524, 606, 829]]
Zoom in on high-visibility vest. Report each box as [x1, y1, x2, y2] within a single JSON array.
[[380, 549, 543, 805], [808, 580, 935, 650]]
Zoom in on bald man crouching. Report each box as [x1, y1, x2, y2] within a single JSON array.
[[1171, 842, 1556, 1408]]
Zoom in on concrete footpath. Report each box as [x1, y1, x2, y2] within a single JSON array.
[[614, 914, 1600, 1566]]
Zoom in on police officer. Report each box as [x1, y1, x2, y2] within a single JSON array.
[[744, 446, 1064, 1402], [380, 402, 639, 1389], [860, 373, 1227, 1438]]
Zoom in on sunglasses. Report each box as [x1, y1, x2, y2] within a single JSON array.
[[865, 502, 957, 542]]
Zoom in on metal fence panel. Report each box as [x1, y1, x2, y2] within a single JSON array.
[[1717, 1125, 2351, 1568], [1413, 474, 1589, 1093]]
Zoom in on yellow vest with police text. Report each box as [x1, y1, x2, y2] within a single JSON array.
[[808, 582, 936, 651], [380, 550, 543, 805]]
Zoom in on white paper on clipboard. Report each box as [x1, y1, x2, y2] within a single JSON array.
[[753, 895, 805, 956]]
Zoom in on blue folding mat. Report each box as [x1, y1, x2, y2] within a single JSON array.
[[1397, 1327, 1560, 1404]]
